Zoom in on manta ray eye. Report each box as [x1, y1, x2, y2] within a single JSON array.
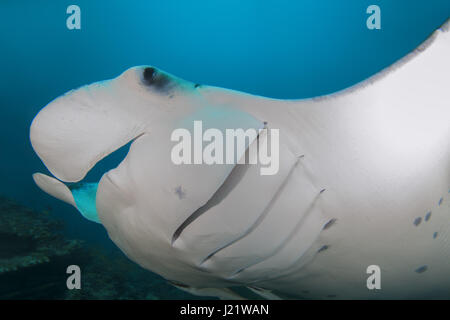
[[143, 67, 156, 80], [142, 67, 170, 90]]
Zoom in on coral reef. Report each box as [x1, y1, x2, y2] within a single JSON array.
[[0, 195, 85, 299], [0, 195, 82, 275]]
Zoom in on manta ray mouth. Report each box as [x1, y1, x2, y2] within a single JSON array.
[[69, 137, 140, 221], [78, 137, 136, 184], [32, 133, 145, 224]]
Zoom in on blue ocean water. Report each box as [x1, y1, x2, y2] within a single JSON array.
[[0, 0, 449, 298]]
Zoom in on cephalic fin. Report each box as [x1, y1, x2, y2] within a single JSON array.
[[33, 172, 76, 207]]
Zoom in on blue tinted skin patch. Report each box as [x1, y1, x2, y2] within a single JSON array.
[[425, 211, 432, 221], [438, 197, 443, 206], [413, 217, 422, 226], [433, 232, 438, 239], [69, 182, 100, 223], [415, 265, 428, 274]]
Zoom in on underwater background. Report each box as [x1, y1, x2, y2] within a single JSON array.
[[0, 0, 449, 299]]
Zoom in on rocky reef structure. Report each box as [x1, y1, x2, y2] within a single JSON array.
[[0, 195, 205, 300], [0, 195, 84, 299], [0, 196, 82, 274]]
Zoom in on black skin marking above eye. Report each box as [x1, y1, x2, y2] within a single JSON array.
[[142, 67, 171, 90], [194, 83, 201, 88]]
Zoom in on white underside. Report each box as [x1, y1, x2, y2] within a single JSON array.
[[30, 20, 450, 299]]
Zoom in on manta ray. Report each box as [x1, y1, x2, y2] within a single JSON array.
[[30, 19, 449, 299]]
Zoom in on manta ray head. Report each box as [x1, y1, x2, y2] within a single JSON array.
[[30, 66, 265, 285]]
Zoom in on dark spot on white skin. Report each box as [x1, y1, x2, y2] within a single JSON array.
[[438, 197, 443, 206], [433, 232, 438, 239], [413, 217, 422, 226], [425, 211, 432, 221], [415, 265, 428, 273], [318, 245, 329, 253], [175, 186, 186, 199], [323, 218, 337, 230]]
